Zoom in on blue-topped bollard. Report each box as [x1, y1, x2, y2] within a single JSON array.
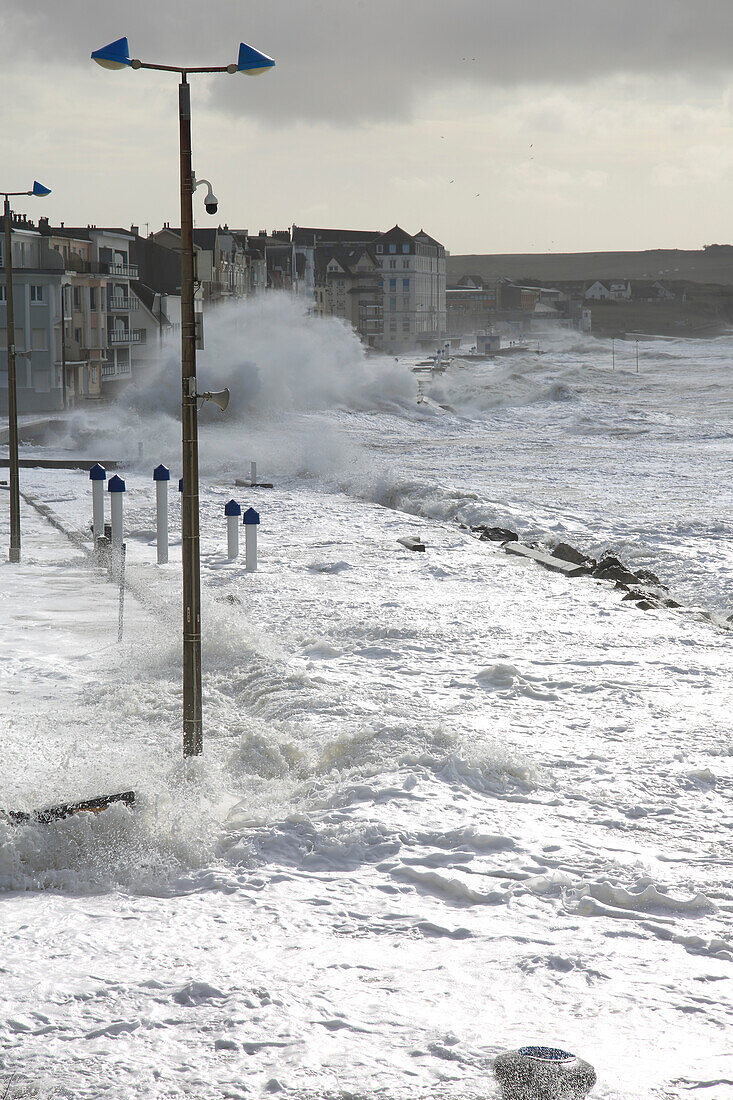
[[494, 1046, 596, 1099], [225, 499, 241, 559], [89, 463, 106, 546], [243, 507, 259, 572], [178, 477, 184, 493], [153, 464, 170, 564], [107, 475, 126, 549]]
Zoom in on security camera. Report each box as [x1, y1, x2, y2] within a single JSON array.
[[204, 187, 219, 215]]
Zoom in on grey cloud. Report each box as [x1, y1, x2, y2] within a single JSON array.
[[4, 0, 733, 125]]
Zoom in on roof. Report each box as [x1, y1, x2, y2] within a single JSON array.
[[154, 227, 218, 251], [45, 226, 134, 241], [292, 226, 380, 246]]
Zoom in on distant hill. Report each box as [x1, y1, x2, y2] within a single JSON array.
[[447, 247, 733, 287]]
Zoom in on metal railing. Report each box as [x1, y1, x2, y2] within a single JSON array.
[[108, 297, 137, 311], [65, 257, 138, 278], [108, 329, 145, 346]]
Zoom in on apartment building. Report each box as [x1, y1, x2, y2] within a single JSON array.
[[304, 224, 447, 352], [376, 226, 447, 352], [0, 213, 65, 413], [314, 247, 383, 346], [40, 222, 144, 399]]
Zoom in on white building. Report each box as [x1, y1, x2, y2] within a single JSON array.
[[584, 281, 611, 300]]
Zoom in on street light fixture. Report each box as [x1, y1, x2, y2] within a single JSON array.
[[2, 180, 52, 563], [91, 37, 275, 758]]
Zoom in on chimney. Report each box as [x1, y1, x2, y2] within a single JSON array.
[[130, 224, 139, 236]]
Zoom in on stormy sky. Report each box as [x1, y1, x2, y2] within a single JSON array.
[[3, 1, 733, 253]]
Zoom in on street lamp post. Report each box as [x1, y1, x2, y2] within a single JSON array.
[[2, 181, 52, 563], [91, 37, 275, 757]]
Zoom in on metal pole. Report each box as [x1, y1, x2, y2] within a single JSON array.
[[179, 75, 203, 757], [3, 197, 21, 562]]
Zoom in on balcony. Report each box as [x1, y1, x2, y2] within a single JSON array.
[[66, 257, 138, 278], [108, 262, 138, 278], [108, 329, 145, 346], [108, 296, 137, 311]]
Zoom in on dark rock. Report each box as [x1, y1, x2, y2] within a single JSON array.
[[594, 564, 639, 585], [621, 589, 647, 602], [636, 600, 658, 611], [551, 541, 595, 567], [474, 525, 519, 543], [597, 555, 624, 570], [614, 581, 630, 591], [662, 597, 681, 609], [635, 568, 662, 586]]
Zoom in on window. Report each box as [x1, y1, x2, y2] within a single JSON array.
[[402, 244, 410, 253], [74, 328, 82, 344], [402, 279, 409, 289], [402, 297, 409, 308], [73, 287, 81, 310], [0, 287, 6, 301], [90, 287, 97, 310], [403, 260, 409, 269], [389, 260, 396, 269], [32, 328, 47, 351], [389, 279, 396, 290], [30, 285, 44, 303], [337, 279, 344, 287], [402, 321, 410, 332], [376, 244, 383, 253], [389, 297, 396, 309]]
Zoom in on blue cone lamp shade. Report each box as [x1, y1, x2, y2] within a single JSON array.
[[236, 42, 275, 75], [91, 38, 133, 70], [32, 181, 52, 197]]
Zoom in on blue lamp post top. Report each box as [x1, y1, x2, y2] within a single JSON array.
[[153, 464, 170, 482], [243, 507, 260, 525], [224, 499, 242, 517], [91, 37, 133, 69], [89, 463, 106, 481], [236, 42, 276, 75], [108, 475, 126, 493], [31, 181, 52, 197]]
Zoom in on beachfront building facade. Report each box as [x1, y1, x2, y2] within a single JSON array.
[[0, 214, 65, 413], [305, 224, 448, 352]]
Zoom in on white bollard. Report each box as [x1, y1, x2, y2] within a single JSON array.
[[108, 475, 126, 549], [225, 499, 241, 559], [89, 463, 106, 545], [243, 507, 259, 572], [250, 460, 257, 486], [153, 464, 170, 564]]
